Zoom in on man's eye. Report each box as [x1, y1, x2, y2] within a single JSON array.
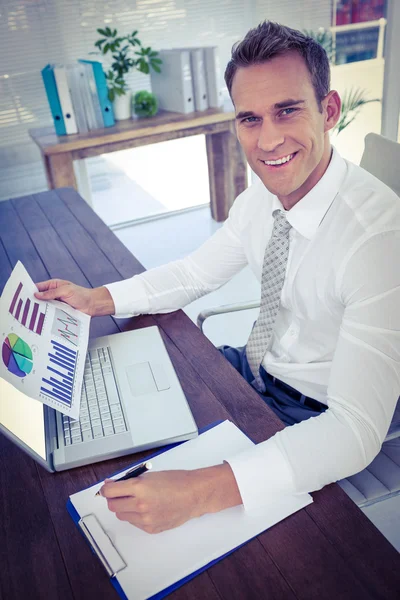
[[281, 108, 297, 116], [243, 116, 259, 123]]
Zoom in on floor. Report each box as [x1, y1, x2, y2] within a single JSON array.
[[87, 135, 211, 227], [108, 203, 400, 553]]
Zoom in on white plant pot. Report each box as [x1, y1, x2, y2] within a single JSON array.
[[112, 91, 132, 121]]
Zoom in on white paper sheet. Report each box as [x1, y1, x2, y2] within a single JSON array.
[[70, 421, 313, 600], [0, 261, 90, 418]]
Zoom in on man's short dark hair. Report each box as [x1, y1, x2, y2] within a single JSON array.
[[225, 21, 330, 110]]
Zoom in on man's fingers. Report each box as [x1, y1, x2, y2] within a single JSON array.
[[107, 496, 144, 513], [100, 479, 141, 499], [35, 279, 66, 292], [34, 285, 71, 301]]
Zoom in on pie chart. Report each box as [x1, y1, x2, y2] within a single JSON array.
[[2, 333, 33, 377]]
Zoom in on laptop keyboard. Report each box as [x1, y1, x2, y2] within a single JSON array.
[[63, 346, 127, 446]]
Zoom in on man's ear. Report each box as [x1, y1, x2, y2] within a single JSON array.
[[323, 90, 341, 133]]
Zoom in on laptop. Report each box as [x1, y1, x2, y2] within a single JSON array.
[[0, 326, 198, 471]]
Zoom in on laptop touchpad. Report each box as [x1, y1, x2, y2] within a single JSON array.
[[126, 362, 157, 396], [126, 362, 170, 396]]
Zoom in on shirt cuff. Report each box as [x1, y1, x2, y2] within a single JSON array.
[[104, 277, 150, 318], [225, 436, 296, 511]]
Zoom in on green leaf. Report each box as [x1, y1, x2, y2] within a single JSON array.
[[151, 63, 161, 74], [113, 29, 117, 37], [137, 60, 149, 74], [105, 26, 112, 36], [151, 58, 162, 64], [333, 87, 380, 135], [97, 28, 108, 36], [108, 88, 115, 102], [103, 43, 110, 54]]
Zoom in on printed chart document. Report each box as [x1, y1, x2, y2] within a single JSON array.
[[68, 420, 313, 600], [0, 261, 90, 419]]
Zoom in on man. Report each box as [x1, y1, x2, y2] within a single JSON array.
[[35, 21, 400, 534]]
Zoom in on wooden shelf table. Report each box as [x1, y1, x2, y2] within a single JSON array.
[[29, 108, 248, 222]]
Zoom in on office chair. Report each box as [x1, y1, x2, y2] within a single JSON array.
[[197, 133, 400, 508]]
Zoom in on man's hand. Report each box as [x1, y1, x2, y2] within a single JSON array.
[[100, 463, 243, 534], [34, 279, 115, 317]]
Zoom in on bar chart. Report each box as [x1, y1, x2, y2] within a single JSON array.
[[9, 281, 46, 335], [40, 339, 77, 407]]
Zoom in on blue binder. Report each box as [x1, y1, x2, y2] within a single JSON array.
[[66, 422, 244, 600], [79, 60, 115, 128], [41, 64, 66, 135]]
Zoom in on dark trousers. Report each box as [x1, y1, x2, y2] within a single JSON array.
[[219, 345, 327, 426]]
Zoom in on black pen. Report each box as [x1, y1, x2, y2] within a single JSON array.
[[96, 461, 152, 496]]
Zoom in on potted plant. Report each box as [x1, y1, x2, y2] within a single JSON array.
[[94, 27, 162, 120], [132, 90, 159, 118]]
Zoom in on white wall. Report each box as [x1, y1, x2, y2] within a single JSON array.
[[254, 0, 331, 31], [330, 59, 384, 164]]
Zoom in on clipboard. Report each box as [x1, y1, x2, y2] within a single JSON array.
[[67, 422, 220, 599], [67, 421, 312, 600]]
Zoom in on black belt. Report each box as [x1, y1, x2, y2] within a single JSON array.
[[268, 375, 326, 412]]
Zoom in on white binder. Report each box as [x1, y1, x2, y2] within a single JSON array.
[[82, 62, 104, 130], [76, 63, 97, 131], [66, 65, 89, 134], [189, 48, 208, 111], [204, 46, 224, 109], [150, 49, 195, 114], [52, 65, 78, 134]]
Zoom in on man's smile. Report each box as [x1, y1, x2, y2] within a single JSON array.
[[259, 151, 298, 168]]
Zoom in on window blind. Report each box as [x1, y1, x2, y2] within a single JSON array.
[[0, 0, 332, 201]]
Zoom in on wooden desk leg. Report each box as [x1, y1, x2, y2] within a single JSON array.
[[206, 127, 248, 222], [43, 152, 77, 190], [74, 159, 93, 207]]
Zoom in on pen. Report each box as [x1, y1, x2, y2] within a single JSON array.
[[95, 461, 152, 496]]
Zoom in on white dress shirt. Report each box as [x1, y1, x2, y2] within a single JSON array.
[[105, 148, 400, 509]]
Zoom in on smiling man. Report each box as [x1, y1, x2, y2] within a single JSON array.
[[231, 52, 339, 210], [36, 22, 400, 533]]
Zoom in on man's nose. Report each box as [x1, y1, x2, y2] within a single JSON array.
[[257, 119, 285, 152]]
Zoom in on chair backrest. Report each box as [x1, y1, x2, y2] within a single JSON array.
[[360, 133, 400, 441], [360, 132, 400, 197]]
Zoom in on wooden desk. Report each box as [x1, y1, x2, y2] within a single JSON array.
[[29, 108, 248, 222], [1, 188, 399, 600]]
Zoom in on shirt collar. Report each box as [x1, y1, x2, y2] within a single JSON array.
[[270, 147, 347, 240]]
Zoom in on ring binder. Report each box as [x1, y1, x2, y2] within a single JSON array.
[[79, 514, 127, 577]]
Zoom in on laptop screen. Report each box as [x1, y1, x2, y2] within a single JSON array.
[[0, 377, 46, 460]]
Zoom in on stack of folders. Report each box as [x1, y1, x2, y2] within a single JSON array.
[[41, 60, 115, 136], [150, 46, 224, 114]]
